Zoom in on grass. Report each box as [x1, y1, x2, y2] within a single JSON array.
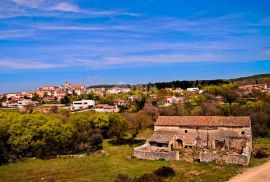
[[0, 108, 18, 113], [249, 137, 270, 167], [137, 128, 154, 138], [0, 138, 269, 182]]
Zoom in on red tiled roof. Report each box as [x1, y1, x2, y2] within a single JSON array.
[[43, 96, 55, 101], [103, 105, 115, 109], [163, 96, 173, 99], [155, 116, 251, 127], [95, 104, 106, 108], [9, 99, 18, 103], [95, 104, 115, 109]]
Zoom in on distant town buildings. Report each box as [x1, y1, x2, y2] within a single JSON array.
[[239, 83, 268, 92], [87, 88, 106, 96], [1, 81, 269, 112], [106, 87, 131, 94]]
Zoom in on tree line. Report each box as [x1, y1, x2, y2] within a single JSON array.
[[149, 79, 229, 90], [0, 109, 154, 165]]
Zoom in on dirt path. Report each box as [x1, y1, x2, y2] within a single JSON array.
[[229, 160, 270, 182]]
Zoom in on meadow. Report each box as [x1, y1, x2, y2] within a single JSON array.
[[0, 138, 269, 182]]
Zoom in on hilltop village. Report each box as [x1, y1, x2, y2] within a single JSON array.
[[0, 80, 269, 115]]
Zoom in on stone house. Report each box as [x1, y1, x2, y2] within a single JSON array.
[[159, 96, 183, 106], [94, 104, 119, 113], [134, 116, 252, 165]]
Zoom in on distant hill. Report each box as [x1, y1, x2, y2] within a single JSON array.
[[231, 74, 270, 84], [142, 73, 270, 89], [87, 74, 270, 89]]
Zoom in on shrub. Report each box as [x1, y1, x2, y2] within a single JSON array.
[[115, 174, 134, 182], [135, 173, 163, 182], [153, 166, 176, 178], [254, 149, 269, 159]]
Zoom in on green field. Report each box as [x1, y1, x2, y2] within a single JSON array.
[[0, 138, 269, 182]]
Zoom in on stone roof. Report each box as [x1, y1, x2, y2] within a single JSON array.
[[155, 116, 251, 127], [148, 132, 176, 144]]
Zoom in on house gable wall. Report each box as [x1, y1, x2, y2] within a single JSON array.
[[154, 126, 252, 150]]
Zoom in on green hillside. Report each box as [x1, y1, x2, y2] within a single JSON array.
[[231, 74, 270, 84]]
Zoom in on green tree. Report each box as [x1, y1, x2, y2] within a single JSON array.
[[125, 112, 152, 139], [60, 95, 71, 105], [219, 84, 238, 105], [68, 113, 104, 152], [108, 113, 128, 139], [31, 93, 40, 102], [7, 114, 48, 156], [92, 113, 110, 136], [251, 112, 270, 137], [184, 101, 193, 115]]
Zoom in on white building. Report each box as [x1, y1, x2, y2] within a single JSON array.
[[186, 87, 203, 93], [1, 99, 35, 108], [17, 99, 33, 109], [72, 100, 95, 110], [187, 87, 199, 92], [6, 93, 17, 99]]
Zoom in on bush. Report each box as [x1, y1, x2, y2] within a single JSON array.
[[254, 149, 269, 159], [153, 166, 176, 178], [135, 173, 163, 182], [115, 174, 134, 182]]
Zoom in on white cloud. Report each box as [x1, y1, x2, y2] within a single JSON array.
[[12, 0, 44, 8], [0, 30, 34, 39], [50, 2, 81, 13], [11, 1, 82, 13], [32, 24, 130, 31], [0, 60, 67, 69], [104, 53, 222, 65], [34, 25, 106, 31], [0, 1, 140, 18]]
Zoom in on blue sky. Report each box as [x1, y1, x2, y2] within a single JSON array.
[[0, 0, 270, 93]]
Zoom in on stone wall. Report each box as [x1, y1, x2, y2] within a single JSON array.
[[154, 126, 252, 148], [133, 150, 179, 160], [199, 151, 249, 165]]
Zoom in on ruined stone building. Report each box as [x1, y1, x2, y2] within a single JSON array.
[[134, 116, 252, 165]]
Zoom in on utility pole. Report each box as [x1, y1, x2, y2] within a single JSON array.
[[207, 128, 209, 149]]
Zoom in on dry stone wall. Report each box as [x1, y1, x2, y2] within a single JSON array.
[[199, 151, 249, 165], [133, 150, 179, 160]]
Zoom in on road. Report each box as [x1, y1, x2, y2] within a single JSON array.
[[229, 160, 270, 182]]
